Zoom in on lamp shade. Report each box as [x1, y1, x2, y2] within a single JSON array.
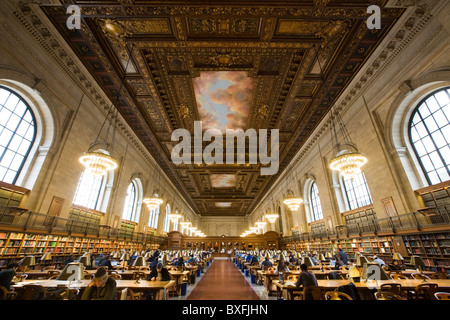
[[121, 252, 131, 261], [362, 262, 390, 280], [325, 252, 333, 259], [19, 256, 36, 266], [144, 252, 152, 258], [132, 256, 147, 267], [349, 266, 361, 278], [410, 255, 426, 267], [113, 251, 121, 259], [392, 252, 404, 261], [56, 262, 85, 281], [301, 256, 314, 266], [356, 255, 369, 267], [41, 253, 52, 261], [78, 256, 91, 266], [317, 254, 326, 262]]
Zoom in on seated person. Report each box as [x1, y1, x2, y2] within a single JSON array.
[[294, 264, 319, 300], [333, 254, 344, 270], [147, 262, 171, 281], [63, 254, 74, 266], [0, 263, 19, 292], [261, 257, 273, 271], [372, 255, 386, 266], [251, 255, 259, 265], [81, 267, 117, 300], [387, 259, 404, 272], [150, 257, 159, 270], [98, 255, 116, 269], [288, 255, 298, 265], [175, 256, 185, 268]]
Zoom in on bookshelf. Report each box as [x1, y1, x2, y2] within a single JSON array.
[[0, 230, 164, 269], [402, 232, 450, 271]]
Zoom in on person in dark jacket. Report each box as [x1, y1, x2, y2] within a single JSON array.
[[98, 255, 115, 269], [63, 254, 74, 266], [261, 257, 273, 271], [0, 263, 19, 291], [81, 267, 117, 300], [175, 256, 185, 267], [147, 262, 171, 281], [338, 248, 349, 265], [295, 264, 319, 300], [251, 255, 259, 265], [289, 255, 298, 265]]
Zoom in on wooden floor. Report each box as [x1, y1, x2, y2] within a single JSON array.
[[187, 259, 260, 300]]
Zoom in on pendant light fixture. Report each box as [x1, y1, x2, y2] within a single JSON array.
[[79, 21, 134, 177], [264, 213, 279, 223], [311, 43, 367, 179]]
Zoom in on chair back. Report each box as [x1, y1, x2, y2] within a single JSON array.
[[42, 266, 55, 271], [375, 291, 404, 300], [117, 288, 128, 300], [390, 273, 408, 280], [380, 283, 404, 295], [324, 291, 353, 300], [435, 292, 450, 300], [414, 283, 439, 300], [46, 270, 61, 279], [411, 273, 431, 280], [0, 286, 9, 300]]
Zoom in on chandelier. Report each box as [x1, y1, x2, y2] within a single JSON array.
[[283, 188, 303, 211], [79, 148, 117, 177], [329, 148, 368, 179], [79, 21, 136, 177], [255, 221, 267, 228], [264, 213, 279, 223], [168, 212, 182, 223], [143, 195, 163, 210], [311, 43, 367, 179], [249, 227, 258, 234], [180, 221, 192, 228]]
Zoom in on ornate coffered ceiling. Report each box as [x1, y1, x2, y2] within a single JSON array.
[[41, 0, 404, 216]]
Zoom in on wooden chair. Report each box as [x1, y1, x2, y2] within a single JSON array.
[[132, 271, 146, 281], [339, 266, 349, 272], [15, 273, 28, 282], [293, 286, 322, 300], [42, 266, 55, 271], [22, 285, 50, 300], [431, 272, 448, 279], [109, 273, 122, 280], [46, 270, 61, 279], [390, 273, 408, 280], [327, 271, 345, 280], [408, 283, 439, 300], [434, 292, 450, 300], [0, 285, 18, 300], [128, 288, 143, 300], [324, 291, 353, 300], [117, 288, 128, 300], [379, 283, 406, 298], [375, 291, 405, 300], [411, 273, 432, 281]]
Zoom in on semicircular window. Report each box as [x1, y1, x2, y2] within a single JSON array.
[[409, 87, 450, 185], [0, 86, 36, 184]]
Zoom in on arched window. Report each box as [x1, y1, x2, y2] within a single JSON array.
[[409, 87, 450, 185], [309, 182, 323, 222], [122, 181, 139, 222], [163, 203, 171, 232], [343, 172, 372, 210], [72, 170, 105, 210], [0, 86, 36, 184]]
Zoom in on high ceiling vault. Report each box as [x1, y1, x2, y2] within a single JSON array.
[[42, 0, 404, 216]]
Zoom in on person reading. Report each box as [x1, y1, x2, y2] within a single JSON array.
[[147, 262, 171, 281], [81, 267, 117, 300]]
